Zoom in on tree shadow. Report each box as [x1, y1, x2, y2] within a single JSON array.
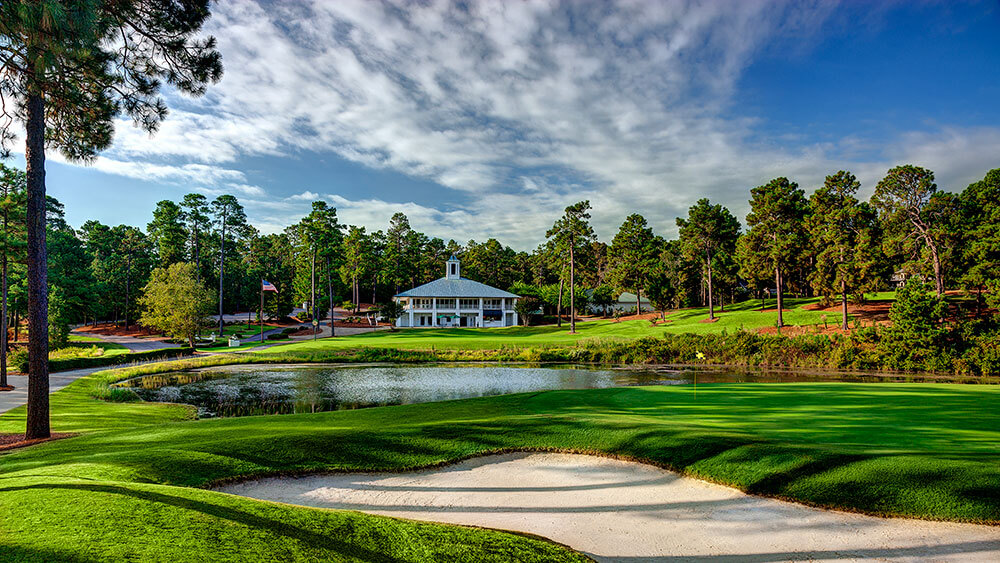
[[0, 482, 408, 562]]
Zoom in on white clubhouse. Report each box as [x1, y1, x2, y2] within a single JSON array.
[[393, 256, 520, 328]]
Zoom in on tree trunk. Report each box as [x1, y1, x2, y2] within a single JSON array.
[[310, 247, 316, 320], [569, 242, 576, 333], [124, 251, 131, 331], [775, 266, 784, 328], [193, 233, 201, 279], [928, 239, 944, 296], [217, 212, 227, 336], [637, 289, 642, 315], [1, 202, 8, 389], [326, 255, 335, 337], [25, 90, 50, 439], [706, 252, 715, 320], [841, 278, 849, 331], [311, 247, 317, 340], [556, 277, 563, 327]]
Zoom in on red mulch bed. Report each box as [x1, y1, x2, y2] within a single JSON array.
[[0, 385, 13, 392], [75, 323, 162, 337], [610, 312, 662, 322], [0, 432, 76, 452], [334, 322, 382, 328]]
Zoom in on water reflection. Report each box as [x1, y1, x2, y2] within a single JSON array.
[[117, 363, 977, 418]]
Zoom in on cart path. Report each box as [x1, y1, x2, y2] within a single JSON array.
[[218, 452, 1000, 562], [77, 333, 180, 353]]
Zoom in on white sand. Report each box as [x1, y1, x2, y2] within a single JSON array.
[[217, 452, 1000, 562]]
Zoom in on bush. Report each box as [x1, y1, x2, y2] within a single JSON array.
[[9, 348, 27, 373]]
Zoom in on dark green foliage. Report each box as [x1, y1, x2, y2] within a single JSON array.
[[878, 278, 949, 370], [737, 177, 809, 327], [872, 165, 954, 295], [677, 198, 741, 319], [514, 296, 541, 325], [807, 171, 885, 328], [377, 301, 405, 326], [608, 214, 657, 310], [147, 200, 187, 266], [959, 168, 1000, 310]]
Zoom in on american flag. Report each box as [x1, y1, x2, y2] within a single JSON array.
[[261, 280, 278, 292]]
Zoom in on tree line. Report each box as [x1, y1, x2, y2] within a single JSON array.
[[1, 163, 995, 350]]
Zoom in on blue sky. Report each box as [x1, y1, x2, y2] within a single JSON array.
[[11, 0, 1000, 250]]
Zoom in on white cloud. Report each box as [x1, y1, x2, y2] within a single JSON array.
[[41, 0, 1000, 248]]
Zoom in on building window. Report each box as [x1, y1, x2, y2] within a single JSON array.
[[459, 299, 478, 309], [450, 264, 456, 276], [484, 299, 501, 309]]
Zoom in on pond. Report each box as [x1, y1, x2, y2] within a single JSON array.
[[116, 363, 974, 418]]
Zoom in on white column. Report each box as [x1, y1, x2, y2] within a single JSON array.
[[478, 298, 484, 327], [408, 309, 413, 328], [432, 298, 438, 326]]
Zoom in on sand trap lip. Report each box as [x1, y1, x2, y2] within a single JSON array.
[[216, 452, 1000, 562]]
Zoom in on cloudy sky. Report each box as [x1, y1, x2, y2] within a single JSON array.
[[21, 0, 1000, 249]]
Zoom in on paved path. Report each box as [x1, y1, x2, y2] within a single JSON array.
[[1, 334, 186, 415], [0, 367, 106, 415], [81, 333, 180, 353], [219, 452, 1000, 562]]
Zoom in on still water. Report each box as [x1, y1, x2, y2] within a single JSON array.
[[117, 363, 964, 418]]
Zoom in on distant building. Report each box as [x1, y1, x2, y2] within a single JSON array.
[[392, 256, 521, 328]]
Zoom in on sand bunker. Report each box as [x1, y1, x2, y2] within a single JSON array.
[[217, 452, 1000, 562]]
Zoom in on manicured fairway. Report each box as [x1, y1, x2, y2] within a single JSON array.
[[260, 297, 837, 354], [0, 364, 997, 561]]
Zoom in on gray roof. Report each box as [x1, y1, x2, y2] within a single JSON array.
[[395, 277, 520, 299]]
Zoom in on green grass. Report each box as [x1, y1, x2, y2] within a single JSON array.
[[259, 297, 836, 354], [193, 323, 289, 352], [51, 335, 131, 360], [0, 356, 998, 561]]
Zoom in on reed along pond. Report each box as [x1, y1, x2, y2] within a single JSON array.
[[116, 364, 977, 418]]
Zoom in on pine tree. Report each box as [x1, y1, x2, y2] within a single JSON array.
[[0, 164, 25, 389], [872, 165, 952, 296], [147, 200, 187, 266], [608, 214, 656, 317], [807, 171, 885, 329], [736, 177, 809, 328], [0, 0, 221, 439], [210, 195, 249, 335], [677, 199, 740, 321], [546, 201, 595, 333]]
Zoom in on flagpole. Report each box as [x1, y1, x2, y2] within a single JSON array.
[[260, 278, 265, 343]]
